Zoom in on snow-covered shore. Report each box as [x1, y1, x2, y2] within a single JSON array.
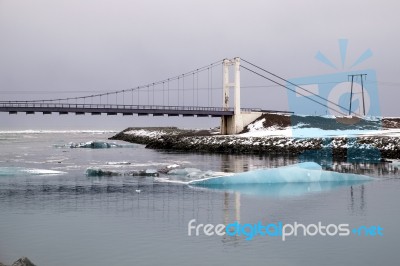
[[110, 114, 400, 160]]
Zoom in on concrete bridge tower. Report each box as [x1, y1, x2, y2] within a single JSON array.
[[220, 57, 262, 134]]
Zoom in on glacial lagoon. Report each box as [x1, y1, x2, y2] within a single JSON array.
[[0, 131, 400, 266]]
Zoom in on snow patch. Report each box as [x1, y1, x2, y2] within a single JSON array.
[[124, 129, 167, 138]]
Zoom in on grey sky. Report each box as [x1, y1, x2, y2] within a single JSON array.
[[0, 0, 399, 130]]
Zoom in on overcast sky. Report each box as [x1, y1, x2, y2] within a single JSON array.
[[0, 0, 399, 130]]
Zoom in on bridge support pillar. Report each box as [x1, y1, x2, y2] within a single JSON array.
[[221, 115, 243, 135], [221, 57, 244, 134], [221, 112, 263, 135]]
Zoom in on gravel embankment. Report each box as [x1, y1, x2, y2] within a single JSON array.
[[110, 127, 400, 159]]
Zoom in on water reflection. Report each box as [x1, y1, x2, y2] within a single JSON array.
[[0, 173, 383, 253], [219, 154, 298, 173], [215, 153, 400, 178], [222, 192, 241, 245], [349, 184, 366, 215]]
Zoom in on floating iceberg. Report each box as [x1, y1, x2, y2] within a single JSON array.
[[54, 141, 136, 149], [188, 162, 374, 198], [188, 162, 373, 186], [167, 168, 202, 176], [144, 169, 159, 176], [72, 141, 122, 148], [86, 168, 159, 177], [85, 168, 122, 177]]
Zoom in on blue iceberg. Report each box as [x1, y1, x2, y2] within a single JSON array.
[[188, 162, 374, 197], [188, 162, 373, 186]]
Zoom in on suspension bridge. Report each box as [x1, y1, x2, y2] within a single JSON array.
[[0, 57, 352, 134]]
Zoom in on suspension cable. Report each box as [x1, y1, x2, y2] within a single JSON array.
[[241, 65, 347, 116], [241, 58, 352, 114], [3, 60, 223, 104]]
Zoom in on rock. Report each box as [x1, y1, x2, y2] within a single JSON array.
[[11, 257, 36, 266]]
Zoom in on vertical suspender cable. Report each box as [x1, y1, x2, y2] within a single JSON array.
[[167, 79, 170, 106], [178, 77, 180, 106], [196, 71, 199, 106], [137, 87, 140, 106], [210, 64, 213, 107], [163, 82, 165, 106], [207, 67, 210, 106], [192, 73, 195, 106], [147, 85, 150, 105]]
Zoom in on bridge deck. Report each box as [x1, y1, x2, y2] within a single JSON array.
[[0, 103, 293, 117], [0, 103, 245, 117]]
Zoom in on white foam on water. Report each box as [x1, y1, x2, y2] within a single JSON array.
[[23, 168, 67, 175]]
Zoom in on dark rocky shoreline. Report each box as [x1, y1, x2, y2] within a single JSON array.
[[109, 127, 400, 160], [110, 114, 400, 160]]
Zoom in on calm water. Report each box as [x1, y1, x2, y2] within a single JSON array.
[[0, 131, 400, 266]]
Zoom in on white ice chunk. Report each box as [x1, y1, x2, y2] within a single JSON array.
[[167, 164, 180, 169], [106, 161, 131, 165]]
